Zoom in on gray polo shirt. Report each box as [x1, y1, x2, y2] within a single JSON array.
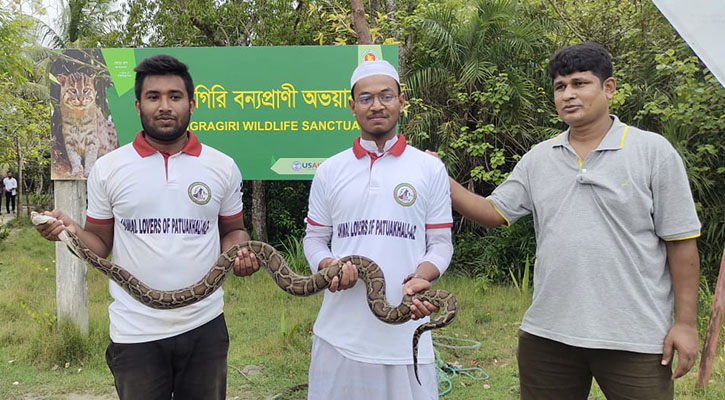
[[488, 115, 700, 353]]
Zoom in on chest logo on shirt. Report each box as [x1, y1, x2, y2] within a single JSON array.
[[393, 183, 417, 207], [188, 182, 211, 205]]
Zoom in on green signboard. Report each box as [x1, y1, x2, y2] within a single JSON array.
[[49, 45, 398, 180]]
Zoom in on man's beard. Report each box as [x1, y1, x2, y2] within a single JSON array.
[[361, 111, 399, 137], [140, 110, 190, 142], [363, 119, 398, 139], [366, 127, 394, 138]]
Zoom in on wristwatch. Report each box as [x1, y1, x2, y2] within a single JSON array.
[[402, 272, 427, 284]]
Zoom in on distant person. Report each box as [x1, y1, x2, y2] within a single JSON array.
[[0, 172, 4, 213], [3, 171, 17, 214], [34, 54, 261, 400], [441, 42, 700, 399], [303, 60, 454, 399]]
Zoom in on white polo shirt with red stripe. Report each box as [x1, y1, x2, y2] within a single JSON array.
[[306, 134, 453, 364], [86, 131, 243, 343]]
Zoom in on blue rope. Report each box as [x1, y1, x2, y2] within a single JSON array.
[[433, 335, 490, 396]]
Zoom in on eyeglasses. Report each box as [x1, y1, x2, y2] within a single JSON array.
[[356, 92, 398, 106]]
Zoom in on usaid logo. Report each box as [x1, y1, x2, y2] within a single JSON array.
[[290, 160, 322, 172]]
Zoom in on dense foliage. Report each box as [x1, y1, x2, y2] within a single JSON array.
[[0, 8, 51, 214], [401, 0, 724, 285]]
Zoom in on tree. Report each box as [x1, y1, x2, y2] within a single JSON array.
[[0, 80, 50, 215], [404, 0, 554, 192], [0, 9, 51, 216], [34, 0, 122, 48]]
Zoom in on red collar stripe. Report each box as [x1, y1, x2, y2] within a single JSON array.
[[132, 131, 202, 158], [388, 134, 407, 156], [132, 131, 156, 157], [352, 134, 407, 159]]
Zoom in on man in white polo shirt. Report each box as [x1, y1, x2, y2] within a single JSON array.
[[445, 42, 700, 399], [35, 54, 260, 400], [3, 171, 17, 214], [303, 60, 454, 400]]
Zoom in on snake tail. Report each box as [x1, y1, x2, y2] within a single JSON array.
[[412, 291, 458, 385]]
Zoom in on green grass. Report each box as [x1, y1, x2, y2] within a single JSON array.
[[0, 225, 724, 399]]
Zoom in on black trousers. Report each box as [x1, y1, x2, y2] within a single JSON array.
[[5, 192, 15, 213], [105, 313, 229, 400]]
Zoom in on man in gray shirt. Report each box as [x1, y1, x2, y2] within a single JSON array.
[[448, 42, 700, 399]]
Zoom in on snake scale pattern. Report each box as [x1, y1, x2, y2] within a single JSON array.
[[32, 213, 458, 384]]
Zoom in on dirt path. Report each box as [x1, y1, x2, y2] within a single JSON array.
[[0, 209, 17, 225]]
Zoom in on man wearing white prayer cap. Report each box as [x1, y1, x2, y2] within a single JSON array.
[[303, 58, 454, 399]]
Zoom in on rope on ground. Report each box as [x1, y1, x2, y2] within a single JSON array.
[[433, 335, 489, 396]]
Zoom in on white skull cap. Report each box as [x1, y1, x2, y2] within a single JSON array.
[[350, 60, 400, 88]]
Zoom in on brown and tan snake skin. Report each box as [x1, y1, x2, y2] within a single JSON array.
[[32, 213, 458, 384]]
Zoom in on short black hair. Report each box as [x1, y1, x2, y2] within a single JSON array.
[[548, 42, 613, 83], [134, 54, 194, 101]]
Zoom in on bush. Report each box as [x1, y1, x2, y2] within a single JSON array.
[[243, 180, 310, 245], [25, 192, 53, 212], [28, 319, 96, 368], [281, 235, 311, 275], [0, 223, 8, 243], [266, 181, 310, 244], [450, 215, 536, 285], [5, 216, 31, 228]]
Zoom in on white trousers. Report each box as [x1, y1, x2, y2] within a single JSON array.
[[307, 335, 438, 400]]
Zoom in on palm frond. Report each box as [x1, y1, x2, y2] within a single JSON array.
[[459, 59, 494, 88], [405, 66, 452, 101]]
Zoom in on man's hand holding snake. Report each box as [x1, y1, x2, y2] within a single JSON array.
[[405, 277, 439, 320], [233, 247, 260, 277], [318, 258, 357, 292], [34, 210, 78, 241]]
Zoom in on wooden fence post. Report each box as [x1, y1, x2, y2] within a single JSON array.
[[696, 248, 725, 388], [54, 180, 89, 335]]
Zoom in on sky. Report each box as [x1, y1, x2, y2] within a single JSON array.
[[26, 0, 63, 32], [43, 0, 62, 28], [11, 0, 127, 46]]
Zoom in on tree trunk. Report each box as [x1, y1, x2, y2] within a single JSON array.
[[350, 0, 372, 44], [398, 39, 410, 78], [15, 134, 22, 217], [251, 180, 267, 242]]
